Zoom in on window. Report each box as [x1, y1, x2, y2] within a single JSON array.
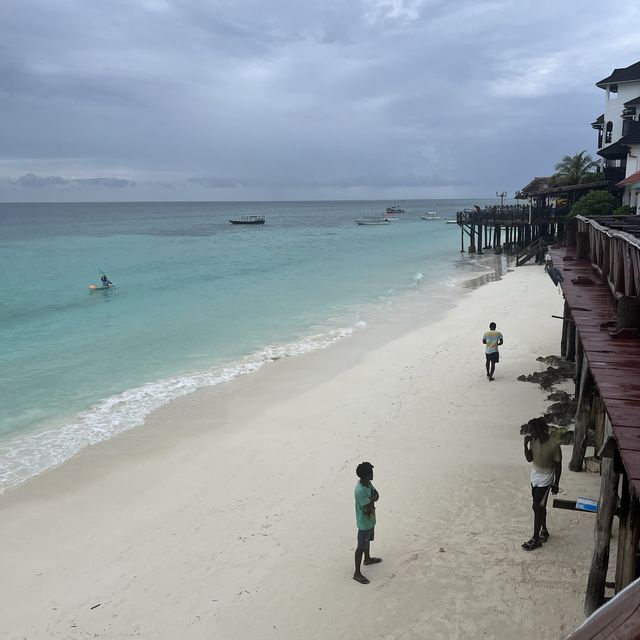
[[605, 121, 613, 144]]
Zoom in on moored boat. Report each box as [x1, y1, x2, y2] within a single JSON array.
[[385, 205, 405, 214], [229, 215, 265, 225], [421, 212, 441, 220], [355, 216, 391, 225]]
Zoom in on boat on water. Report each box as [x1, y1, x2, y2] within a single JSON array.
[[88, 283, 114, 292], [229, 215, 265, 225], [421, 212, 441, 220], [355, 216, 391, 225], [385, 205, 405, 214]]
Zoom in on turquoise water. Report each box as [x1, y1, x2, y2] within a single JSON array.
[[0, 200, 491, 490]]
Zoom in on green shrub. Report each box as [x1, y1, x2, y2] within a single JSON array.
[[570, 190, 617, 217], [580, 172, 605, 184], [612, 205, 635, 216]]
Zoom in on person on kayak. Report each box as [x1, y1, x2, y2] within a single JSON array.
[[101, 274, 112, 286]]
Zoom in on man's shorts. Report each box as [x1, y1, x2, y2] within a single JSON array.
[[486, 351, 499, 363], [531, 484, 552, 508], [357, 527, 375, 550]]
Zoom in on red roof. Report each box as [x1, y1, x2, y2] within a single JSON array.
[[617, 169, 640, 187]]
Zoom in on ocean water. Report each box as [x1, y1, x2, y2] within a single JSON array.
[[0, 199, 496, 491]]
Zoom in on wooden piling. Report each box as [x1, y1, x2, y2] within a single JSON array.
[[574, 333, 583, 398], [584, 437, 620, 616], [561, 300, 570, 357], [566, 315, 576, 362], [569, 356, 595, 472], [615, 474, 640, 592]]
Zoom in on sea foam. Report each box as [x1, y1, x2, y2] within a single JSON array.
[[0, 323, 364, 493]]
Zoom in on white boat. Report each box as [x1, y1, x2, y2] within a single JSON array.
[[421, 212, 441, 220], [355, 216, 391, 225]]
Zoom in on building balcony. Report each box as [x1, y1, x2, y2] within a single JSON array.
[[604, 166, 626, 183]]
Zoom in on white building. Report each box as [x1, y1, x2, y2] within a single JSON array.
[[593, 61, 640, 214]]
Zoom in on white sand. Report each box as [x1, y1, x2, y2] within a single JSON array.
[[0, 264, 600, 640]]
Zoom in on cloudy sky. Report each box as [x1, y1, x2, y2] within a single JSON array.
[[1, 0, 639, 202]]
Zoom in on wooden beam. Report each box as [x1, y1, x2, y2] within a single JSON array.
[[575, 332, 584, 398], [566, 315, 576, 362], [593, 395, 607, 455], [569, 357, 595, 472], [561, 300, 570, 357], [585, 452, 620, 615], [615, 474, 640, 592]]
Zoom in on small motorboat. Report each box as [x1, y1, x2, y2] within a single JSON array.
[[229, 215, 265, 225], [421, 212, 441, 220], [355, 216, 391, 225], [385, 205, 405, 214]]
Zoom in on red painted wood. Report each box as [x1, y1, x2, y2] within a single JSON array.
[[550, 245, 640, 495]]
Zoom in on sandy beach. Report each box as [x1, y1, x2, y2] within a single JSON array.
[[0, 262, 601, 640]]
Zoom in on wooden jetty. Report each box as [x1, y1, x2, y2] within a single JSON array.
[[547, 214, 640, 618], [454, 204, 568, 257]]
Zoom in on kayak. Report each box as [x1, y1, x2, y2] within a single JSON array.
[[88, 284, 114, 291]]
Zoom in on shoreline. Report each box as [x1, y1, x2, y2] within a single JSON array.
[[0, 259, 600, 639], [0, 249, 504, 495]]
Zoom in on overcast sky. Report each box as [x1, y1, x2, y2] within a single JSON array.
[[1, 0, 639, 202]]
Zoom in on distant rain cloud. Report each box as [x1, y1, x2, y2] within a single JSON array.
[[12, 173, 133, 188]]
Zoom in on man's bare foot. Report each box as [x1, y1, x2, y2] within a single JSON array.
[[363, 557, 382, 565], [353, 573, 370, 584]]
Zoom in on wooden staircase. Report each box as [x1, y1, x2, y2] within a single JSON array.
[[515, 235, 556, 266]]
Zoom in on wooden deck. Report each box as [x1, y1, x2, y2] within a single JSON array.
[[454, 205, 568, 255], [549, 244, 640, 494]]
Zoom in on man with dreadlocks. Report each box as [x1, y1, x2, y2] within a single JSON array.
[[353, 461, 382, 584]]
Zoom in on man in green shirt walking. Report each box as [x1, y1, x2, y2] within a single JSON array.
[[353, 461, 382, 584]]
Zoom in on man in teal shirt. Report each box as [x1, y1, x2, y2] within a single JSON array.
[[353, 461, 382, 584]]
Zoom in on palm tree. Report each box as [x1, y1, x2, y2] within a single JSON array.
[[554, 151, 597, 184]]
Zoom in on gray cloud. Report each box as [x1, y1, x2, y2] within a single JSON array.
[[73, 177, 133, 188], [1, 1, 639, 201], [11, 173, 133, 189], [14, 173, 68, 188]]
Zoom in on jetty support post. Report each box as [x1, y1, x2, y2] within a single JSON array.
[[566, 314, 576, 362], [574, 334, 584, 399], [560, 300, 570, 357], [569, 355, 595, 472], [584, 425, 620, 616], [615, 473, 640, 592]]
